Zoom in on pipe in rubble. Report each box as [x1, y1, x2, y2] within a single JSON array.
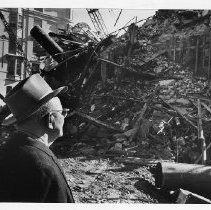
[[154, 162, 211, 198], [30, 25, 64, 62]]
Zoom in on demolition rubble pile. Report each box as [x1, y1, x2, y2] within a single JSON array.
[[51, 10, 211, 201], [139, 10, 211, 41], [72, 54, 210, 163], [61, 10, 211, 165]]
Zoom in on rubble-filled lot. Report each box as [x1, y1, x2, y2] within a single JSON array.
[[49, 56, 211, 202], [51, 139, 172, 203], [58, 157, 167, 203]]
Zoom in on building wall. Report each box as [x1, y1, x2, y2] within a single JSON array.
[[0, 8, 72, 101], [22, 8, 72, 68], [0, 9, 10, 100]]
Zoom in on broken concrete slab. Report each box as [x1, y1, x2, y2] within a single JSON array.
[[159, 79, 175, 86], [113, 143, 123, 151], [175, 98, 191, 106]]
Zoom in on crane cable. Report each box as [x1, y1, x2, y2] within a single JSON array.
[[114, 9, 123, 27], [109, 15, 153, 36]]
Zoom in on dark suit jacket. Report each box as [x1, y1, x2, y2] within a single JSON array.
[[0, 132, 75, 203]]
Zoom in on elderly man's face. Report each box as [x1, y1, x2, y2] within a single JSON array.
[[49, 97, 65, 140]]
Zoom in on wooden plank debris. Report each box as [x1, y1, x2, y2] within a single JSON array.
[[159, 97, 198, 130], [128, 87, 160, 142], [99, 57, 182, 81], [197, 99, 206, 164], [188, 95, 211, 104], [195, 142, 211, 164], [115, 157, 172, 165], [200, 101, 211, 115], [129, 103, 148, 142], [174, 188, 211, 204], [195, 37, 199, 75], [151, 105, 178, 117], [137, 50, 167, 67], [73, 111, 123, 133]]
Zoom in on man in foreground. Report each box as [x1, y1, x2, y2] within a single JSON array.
[[0, 73, 75, 202]]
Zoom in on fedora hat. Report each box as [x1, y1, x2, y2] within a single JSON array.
[[4, 73, 68, 123]]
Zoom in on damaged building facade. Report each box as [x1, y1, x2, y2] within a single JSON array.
[[0, 8, 72, 104]]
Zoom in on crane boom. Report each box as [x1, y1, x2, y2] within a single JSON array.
[[86, 9, 108, 37]]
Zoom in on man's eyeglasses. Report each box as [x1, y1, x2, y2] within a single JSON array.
[[50, 108, 70, 118]]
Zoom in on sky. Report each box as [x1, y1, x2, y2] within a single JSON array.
[[1, 0, 211, 9], [72, 9, 156, 35]]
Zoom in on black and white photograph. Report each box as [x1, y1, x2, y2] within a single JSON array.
[[0, 0, 211, 206]]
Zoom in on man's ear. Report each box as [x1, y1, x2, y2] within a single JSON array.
[[48, 113, 55, 129], [44, 113, 54, 130]]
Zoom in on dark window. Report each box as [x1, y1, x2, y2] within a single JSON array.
[[6, 86, 12, 93], [7, 59, 15, 76], [66, 9, 71, 19], [31, 63, 40, 73], [16, 59, 22, 76], [17, 15, 23, 39], [34, 8, 43, 13]]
